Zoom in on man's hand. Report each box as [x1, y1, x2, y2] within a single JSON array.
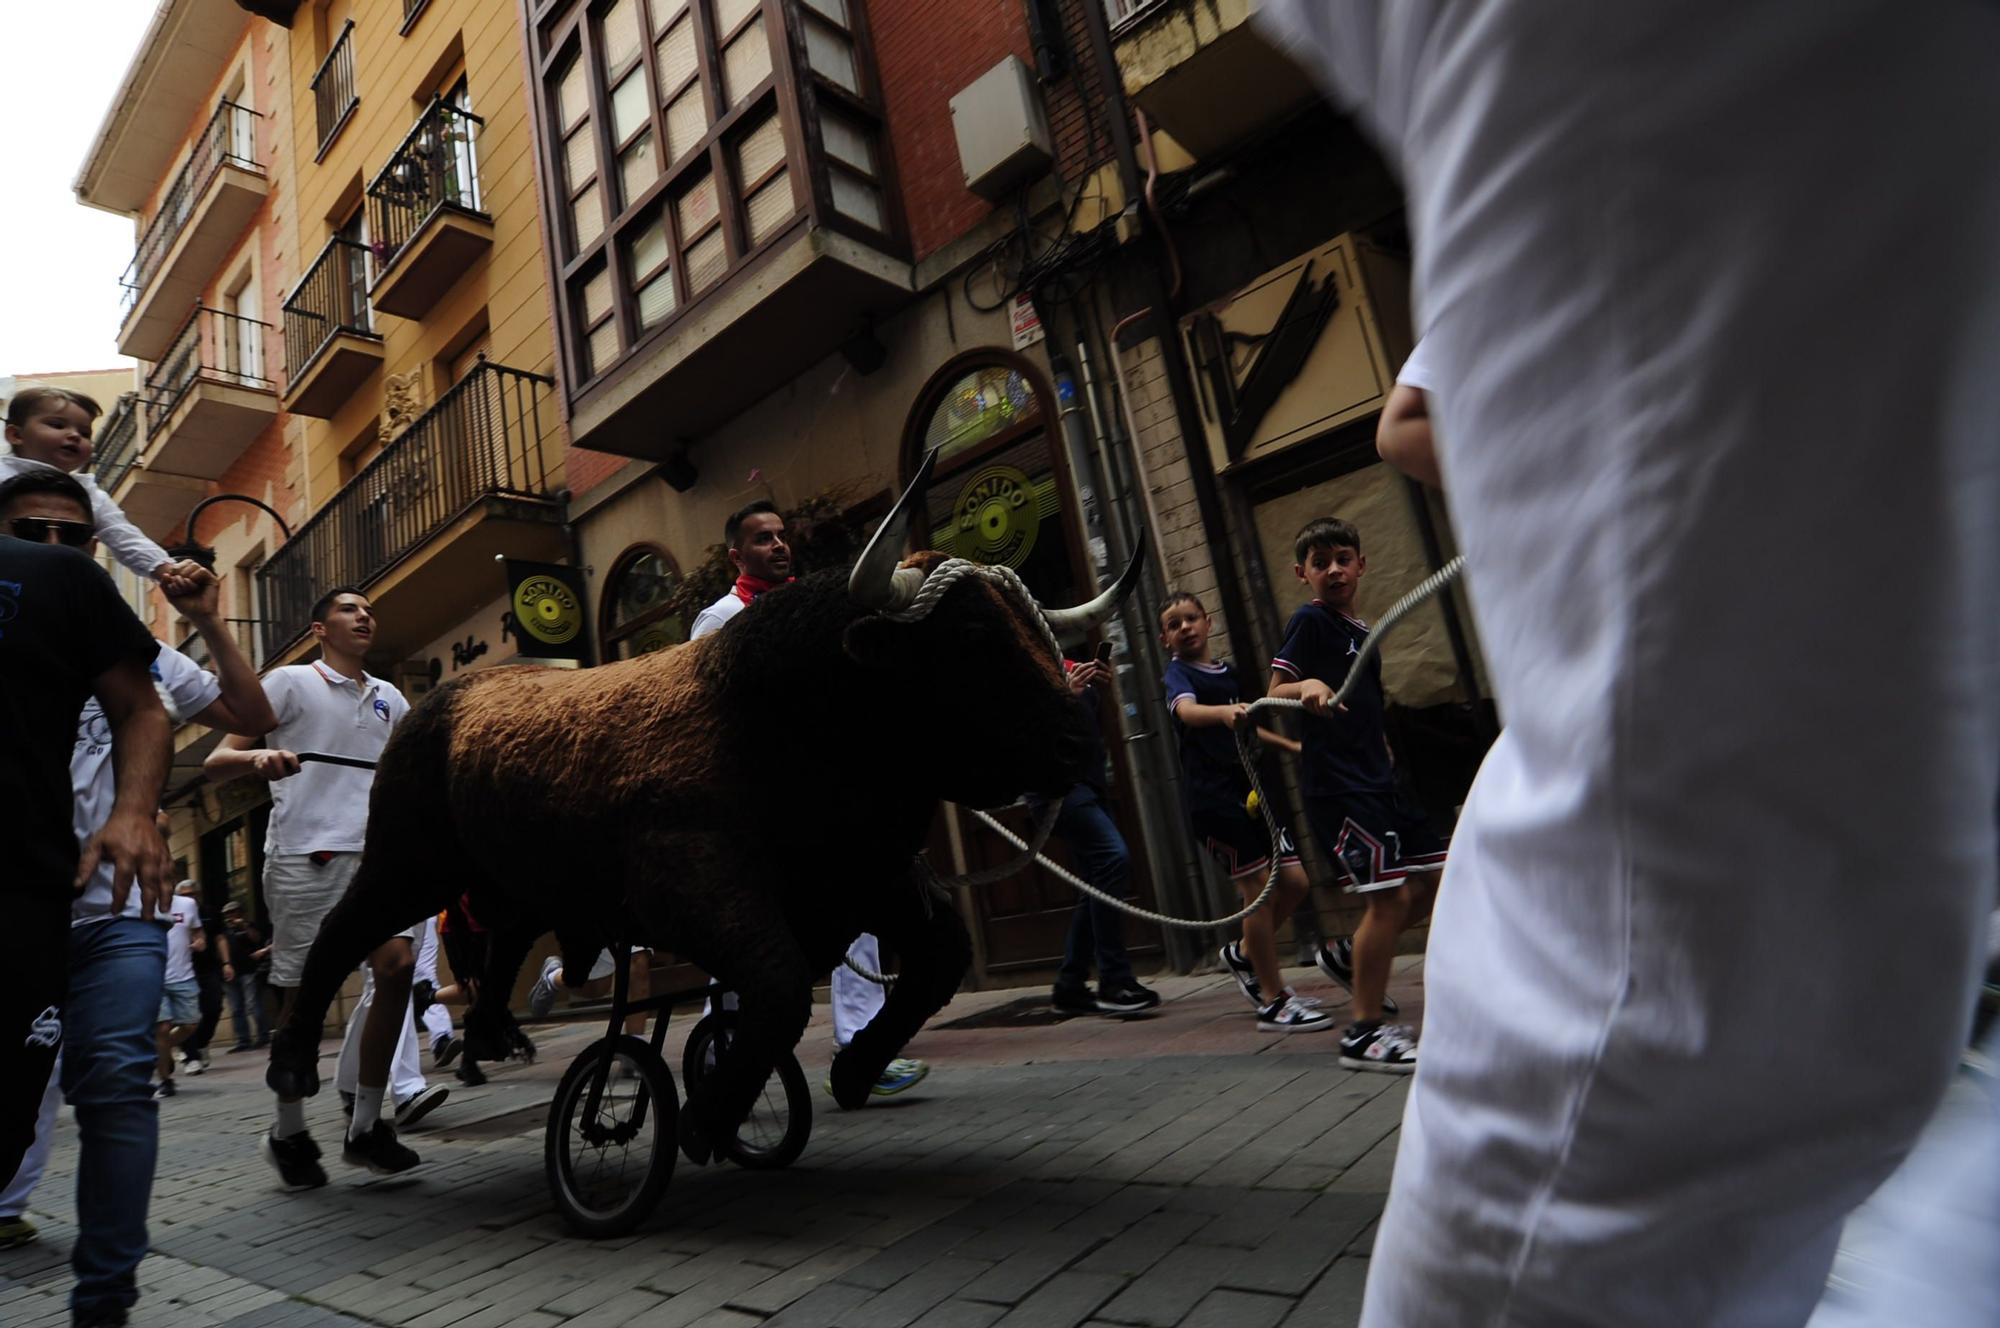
[[77, 807, 172, 918], [192, 931, 207, 952], [1066, 661, 1108, 695], [252, 749, 303, 780], [223, 963, 236, 981], [160, 563, 221, 620], [1296, 678, 1338, 714]]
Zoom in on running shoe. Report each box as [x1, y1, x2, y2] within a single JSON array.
[[261, 1129, 327, 1190], [527, 954, 564, 1018], [153, 1079, 176, 1099], [432, 1034, 462, 1068], [1338, 1021, 1418, 1073], [1051, 985, 1097, 1016], [183, 1054, 206, 1076], [455, 1058, 487, 1087], [394, 1085, 449, 1130], [1257, 993, 1335, 1033], [342, 1122, 420, 1175], [1220, 942, 1262, 1008], [872, 1058, 929, 1097], [1095, 981, 1162, 1014], [0, 1216, 38, 1249], [1314, 938, 1399, 1016]]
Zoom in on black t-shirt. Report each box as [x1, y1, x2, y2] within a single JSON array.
[[1271, 600, 1395, 798], [1163, 657, 1254, 818], [0, 538, 158, 900], [225, 921, 267, 976]]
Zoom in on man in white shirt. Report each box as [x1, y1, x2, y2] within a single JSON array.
[[152, 881, 204, 1100], [207, 588, 423, 1187], [1258, 3, 2000, 1323]]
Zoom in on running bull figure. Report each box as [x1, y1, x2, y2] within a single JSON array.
[[264, 448, 1144, 1161]]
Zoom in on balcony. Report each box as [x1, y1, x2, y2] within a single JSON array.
[[98, 393, 205, 541], [282, 237, 384, 418], [258, 361, 567, 660], [116, 100, 268, 361], [312, 20, 358, 160], [141, 306, 279, 480], [366, 98, 493, 319], [91, 394, 144, 497], [1109, 0, 1317, 159]]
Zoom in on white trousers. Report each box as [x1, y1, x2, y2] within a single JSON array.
[[334, 963, 427, 1105], [412, 918, 453, 1051], [0, 1059, 59, 1219], [1259, 3, 2000, 1323], [831, 934, 885, 1048]]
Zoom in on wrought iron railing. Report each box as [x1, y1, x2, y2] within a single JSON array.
[[312, 20, 358, 157], [258, 361, 558, 656], [143, 306, 277, 434], [119, 101, 262, 317], [366, 97, 486, 269], [283, 237, 377, 384], [92, 394, 144, 495]]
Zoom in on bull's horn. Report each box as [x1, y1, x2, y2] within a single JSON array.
[[850, 445, 941, 611], [1042, 533, 1149, 637]]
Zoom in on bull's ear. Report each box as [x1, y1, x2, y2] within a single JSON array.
[[843, 616, 905, 670]]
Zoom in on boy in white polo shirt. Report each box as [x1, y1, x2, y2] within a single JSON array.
[[206, 587, 422, 1187]]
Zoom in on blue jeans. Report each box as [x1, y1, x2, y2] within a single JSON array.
[[1050, 787, 1136, 991], [63, 918, 166, 1319], [226, 971, 268, 1047]]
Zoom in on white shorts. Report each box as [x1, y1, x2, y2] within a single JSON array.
[[263, 853, 420, 988]]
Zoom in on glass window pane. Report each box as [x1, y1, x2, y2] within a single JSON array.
[[821, 111, 873, 175], [571, 183, 604, 248], [557, 55, 590, 131], [676, 172, 719, 237], [684, 228, 726, 294], [804, 20, 858, 94], [611, 553, 677, 625], [601, 0, 641, 72], [734, 113, 785, 186], [611, 70, 648, 142], [801, 0, 846, 24], [722, 17, 771, 106], [924, 365, 1038, 458], [619, 131, 659, 205], [654, 15, 697, 93], [829, 170, 883, 230], [715, 0, 758, 35], [636, 270, 676, 328], [583, 267, 614, 322], [651, 0, 688, 35], [586, 319, 619, 375], [629, 213, 670, 277], [744, 170, 792, 245], [564, 126, 597, 191], [665, 86, 707, 161]]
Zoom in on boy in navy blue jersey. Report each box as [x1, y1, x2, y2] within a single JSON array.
[[1269, 518, 1444, 1073], [1160, 592, 1334, 1033]]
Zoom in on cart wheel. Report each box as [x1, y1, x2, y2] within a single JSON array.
[[544, 1035, 676, 1237], [681, 1012, 812, 1170]]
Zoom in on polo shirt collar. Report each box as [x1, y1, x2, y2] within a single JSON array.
[[311, 659, 378, 690]]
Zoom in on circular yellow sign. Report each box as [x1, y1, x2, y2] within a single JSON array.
[[514, 575, 582, 645], [952, 464, 1040, 570]]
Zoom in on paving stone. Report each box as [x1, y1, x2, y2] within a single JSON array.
[[1181, 1289, 1291, 1328], [987, 1271, 1125, 1328], [1281, 1257, 1367, 1328]]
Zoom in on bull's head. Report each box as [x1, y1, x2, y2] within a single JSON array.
[[844, 447, 1147, 807]]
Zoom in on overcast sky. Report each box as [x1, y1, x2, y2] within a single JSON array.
[[0, 2, 164, 376]]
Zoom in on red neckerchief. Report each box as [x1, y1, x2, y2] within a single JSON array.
[[732, 573, 793, 605]]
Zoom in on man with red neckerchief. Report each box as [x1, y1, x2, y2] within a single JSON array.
[[689, 500, 794, 638]]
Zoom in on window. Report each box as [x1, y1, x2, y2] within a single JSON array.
[[234, 551, 266, 665], [600, 544, 686, 659]]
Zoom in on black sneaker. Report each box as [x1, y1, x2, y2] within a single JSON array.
[[1315, 938, 1399, 1016], [261, 1130, 327, 1190], [1256, 993, 1336, 1033], [1051, 984, 1097, 1016], [1338, 1021, 1418, 1074], [432, 1034, 461, 1068], [342, 1121, 420, 1175], [1220, 943, 1262, 1008], [394, 1085, 448, 1130], [455, 1058, 487, 1087], [152, 1078, 176, 1099], [1095, 981, 1161, 1015], [71, 1307, 128, 1327]]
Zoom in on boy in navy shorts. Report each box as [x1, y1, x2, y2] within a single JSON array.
[[1269, 518, 1445, 1073], [1161, 592, 1334, 1033]]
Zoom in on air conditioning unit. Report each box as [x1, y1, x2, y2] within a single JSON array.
[[949, 56, 1053, 200]]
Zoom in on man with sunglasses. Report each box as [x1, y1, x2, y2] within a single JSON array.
[[0, 469, 273, 1327]]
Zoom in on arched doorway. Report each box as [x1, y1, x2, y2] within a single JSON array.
[[598, 543, 687, 660], [903, 351, 1162, 979]]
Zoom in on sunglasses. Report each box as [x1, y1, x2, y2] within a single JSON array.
[[9, 517, 95, 547]]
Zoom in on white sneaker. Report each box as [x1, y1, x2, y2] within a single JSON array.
[[394, 1084, 449, 1129], [527, 955, 564, 1018], [1339, 1021, 1418, 1072], [1256, 994, 1336, 1034]]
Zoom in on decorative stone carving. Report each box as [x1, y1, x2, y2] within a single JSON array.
[[382, 369, 425, 441]]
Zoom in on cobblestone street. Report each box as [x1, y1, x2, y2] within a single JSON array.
[[0, 962, 1426, 1328]]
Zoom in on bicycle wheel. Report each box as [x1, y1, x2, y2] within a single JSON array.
[[681, 1012, 812, 1171], [544, 1035, 676, 1237]]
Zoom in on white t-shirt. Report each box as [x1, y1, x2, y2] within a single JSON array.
[[162, 893, 201, 984], [72, 641, 221, 925], [688, 590, 745, 641], [262, 661, 410, 856], [1396, 336, 1436, 393]]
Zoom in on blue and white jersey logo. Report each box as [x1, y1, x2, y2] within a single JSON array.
[[373, 697, 392, 721]]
